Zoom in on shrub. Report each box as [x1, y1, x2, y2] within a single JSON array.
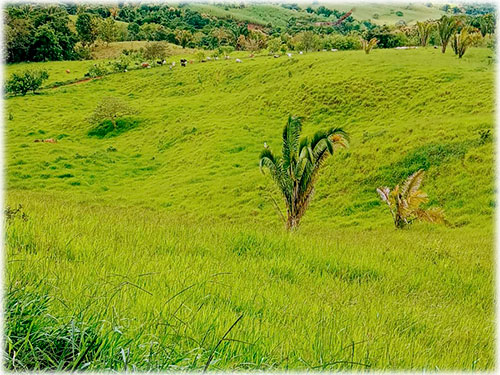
[[85, 63, 108, 78], [195, 51, 206, 62], [395, 11, 404, 17], [112, 54, 132, 72], [88, 97, 137, 132], [74, 44, 93, 60], [323, 34, 361, 50], [6, 70, 49, 96], [372, 13, 380, 19], [88, 118, 139, 138]]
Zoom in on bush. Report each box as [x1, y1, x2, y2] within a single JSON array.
[[74, 44, 93, 60], [85, 63, 108, 78], [6, 70, 49, 96], [395, 11, 404, 17], [323, 34, 362, 50], [195, 51, 206, 62], [88, 118, 139, 138], [372, 13, 380, 19], [112, 54, 132, 72]]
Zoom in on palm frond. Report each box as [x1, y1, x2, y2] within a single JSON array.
[[401, 169, 425, 198], [282, 116, 302, 169], [406, 190, 428, 211], [259, 148, 277, 174], [376, 187, 391, 205], [414, 207, 446, 224]]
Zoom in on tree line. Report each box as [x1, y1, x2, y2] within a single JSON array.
[[5, 3, 496, 63]]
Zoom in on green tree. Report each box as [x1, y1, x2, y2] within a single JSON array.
[[292, 31, 319, 52], [98, 17, 118, 45], [259, 116, 349, 230], [437, 15, 460, 53], [32, 24, 64, 61], [175, 29, 193, 48], [267, 37, 284, 54], [6, 70, 49, 96], [76, 13, 98, 46]]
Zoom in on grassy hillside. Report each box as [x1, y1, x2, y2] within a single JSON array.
[[184, 2, 446, 26], [5, 47, 494, 370], [333, 3, 446, 24], [187, 3, 321, 27]]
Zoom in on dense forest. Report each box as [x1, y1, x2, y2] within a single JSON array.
[[4, 2, 496, 63]]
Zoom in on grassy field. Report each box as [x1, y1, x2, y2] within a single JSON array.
[[5, 46, 495, 370]]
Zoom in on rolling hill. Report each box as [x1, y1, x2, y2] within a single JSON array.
[[5, 47, 494, 370]]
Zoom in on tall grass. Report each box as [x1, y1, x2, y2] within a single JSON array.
[[4, 192, 494, 370]]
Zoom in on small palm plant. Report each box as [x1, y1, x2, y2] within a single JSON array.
[[377, 170, 445, 229], [416, 21, 434, 47], [451, 26, 482, 58], [260, 116, 348, 231], [361, 38, 378, 54]]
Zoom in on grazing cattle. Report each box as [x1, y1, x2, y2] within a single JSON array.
[[249, 54, 255, 58], [66, 69, 70, 74], [180, 59, 187, 67], [273, 54, 280, 58], [34, 139, 43, 143], [207, 56, 212, 60], [124, 69, 128, 72], [156, 60, 163, 65], [235, 58, 242, 63], [189, 60, 194, 64], [322, 49, 327, 52], [215, 56, 219, 60], [224, 55, 230, 60], [141, 62, 150, 68], [299, 51, 303, 55], [331, 49, 338, 52], [162, 59, 167, 64], [44, 138, 57, 143], [287, 53, 292, 58], [433, 45, 438, 49]]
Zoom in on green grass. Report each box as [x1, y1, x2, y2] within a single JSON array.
[[5, 46, 495, 370]]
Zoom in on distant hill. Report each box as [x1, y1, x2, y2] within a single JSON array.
[[182, 2, 447, 26]]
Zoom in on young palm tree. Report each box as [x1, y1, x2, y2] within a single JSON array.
[[360, 38, 378, 54], [416, 21, 434, 47], [260, 116, 348, 230], [377, 169, 445, 229], [451, 26, 482, 58], [437, 15, 460, 53]]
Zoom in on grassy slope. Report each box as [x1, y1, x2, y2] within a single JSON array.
[[333, 3, 446, 24], [185, 2, 446, 26], [5, 47, 494, 370]]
